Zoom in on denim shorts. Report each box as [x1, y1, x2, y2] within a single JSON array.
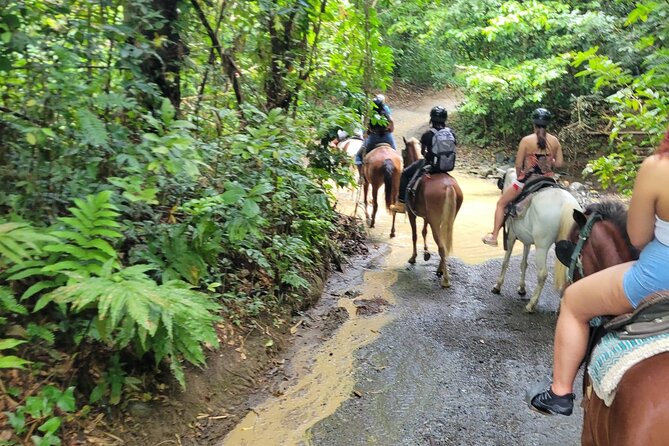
[[622, 238, 669, 307]]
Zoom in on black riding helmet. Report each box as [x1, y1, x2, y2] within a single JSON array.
[[430, 105, 448, 123], [532, 108, 552, 126]]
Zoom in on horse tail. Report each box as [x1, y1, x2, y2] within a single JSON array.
[[383, 158, 395, 210], [440, 185, 458, 254], [554, 201, 577, 291]]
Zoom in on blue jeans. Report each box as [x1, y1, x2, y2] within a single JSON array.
[[355, 133, 396, 165]]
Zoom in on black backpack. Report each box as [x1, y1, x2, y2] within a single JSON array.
[[430, 128, 456, 172]]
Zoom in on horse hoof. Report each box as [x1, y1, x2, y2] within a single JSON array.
[[423, 253, 431, 261], [390, 232, 395, 238], [524, 304, 536, 314], [441, 281, 450, 288], [491, 286, 501, 294], [517, 288, 526, 296]]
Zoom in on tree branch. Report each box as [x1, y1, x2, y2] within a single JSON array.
[[189, 0, 244, 109]]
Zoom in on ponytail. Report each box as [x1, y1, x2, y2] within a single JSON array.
[[535, 126, 547, 151]]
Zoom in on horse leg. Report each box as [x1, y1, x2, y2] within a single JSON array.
[[363, 178, 370, 224], [428, 222, 449, 287], [525, 246, 548, 313], [408, 212, 418, 264], [422, 220, 431, 261], [370, 185, 379, 228], [492, 236, 516, 294], [390, 207, 397, 238], [517, 243, 530, 296]]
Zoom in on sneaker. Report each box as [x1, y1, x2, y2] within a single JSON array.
[[482, 233, 498, 247], [390, 203, 406, 214], [526, 378, 575, 416]]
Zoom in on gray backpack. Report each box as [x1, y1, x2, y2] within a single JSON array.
[[430, 128, 456, 172]]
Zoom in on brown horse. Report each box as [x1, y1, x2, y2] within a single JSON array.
[[361, 144, 402, 237], [403, 137, 463, 287], [555, 200, 669, 446]]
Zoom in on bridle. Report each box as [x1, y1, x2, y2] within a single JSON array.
[[567, 212, 602, 284]]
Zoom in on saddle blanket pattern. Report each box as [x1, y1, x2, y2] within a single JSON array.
[[588, 330, 669, 406]]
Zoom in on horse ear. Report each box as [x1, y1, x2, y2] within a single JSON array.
[[556, 240, 576, 266], [573, 209, 587, 228], [403, 136, 407, 144]]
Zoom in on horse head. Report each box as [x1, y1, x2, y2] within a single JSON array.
[[555, 200, 639, 284], [402, 136, 422, 166]]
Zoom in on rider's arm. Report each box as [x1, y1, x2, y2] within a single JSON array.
[[387, 115, 395, 133], [627, 155, 660, 249], [553, 140, 564, 168], [515, 140, 526, 178]]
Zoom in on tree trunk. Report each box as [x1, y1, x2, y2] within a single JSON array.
[[127, 0, 184, 112]]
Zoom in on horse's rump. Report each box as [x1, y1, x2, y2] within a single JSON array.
[[409, 173, 462, 219]]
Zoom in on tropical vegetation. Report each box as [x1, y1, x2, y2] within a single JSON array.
[[0, 0, 667, 443]]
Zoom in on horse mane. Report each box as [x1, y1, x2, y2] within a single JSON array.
[[584, 199, 637, 254]]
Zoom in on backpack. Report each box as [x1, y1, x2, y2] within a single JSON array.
[[430, 128, 456, 172]]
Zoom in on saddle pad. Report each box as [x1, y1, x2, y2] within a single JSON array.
[[588, 330, 669, 406]]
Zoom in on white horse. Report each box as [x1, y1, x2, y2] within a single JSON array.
[[492, 167, 582, 313], [337, 136, 364, 197]]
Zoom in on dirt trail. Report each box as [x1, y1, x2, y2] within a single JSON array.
[[216, 91, 584, 445], [112, 89, 585, 446]]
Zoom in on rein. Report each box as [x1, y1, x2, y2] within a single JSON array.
[[567, 212, 602, 284]]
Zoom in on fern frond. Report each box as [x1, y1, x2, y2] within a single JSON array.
[[0, 222, 57, 265], [76, 108, 109, 147], [26, 323, 56, 345], [44, 270, 220, 388], [0, 286, 27, 315]]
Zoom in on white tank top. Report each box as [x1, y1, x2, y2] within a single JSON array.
[[655, 215, 669, 245]]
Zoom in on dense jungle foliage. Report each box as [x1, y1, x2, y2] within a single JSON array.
[[0, 0, 667, 443]]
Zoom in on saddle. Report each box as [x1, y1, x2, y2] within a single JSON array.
[[505, 176, 559, 218], [605, 291, 669, 339], [583, 291, 669, 405], [363, 143, 393, 158]]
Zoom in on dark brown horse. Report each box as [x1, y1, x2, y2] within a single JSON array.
[[555, 200, 669, 446], [361, 144, 402, 237], [403, 137, 463, 287]]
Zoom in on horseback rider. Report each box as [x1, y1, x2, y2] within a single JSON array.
[[391, 105, 457, 214], [482, 107, 564, 246], [526, 125, 669, 416], [355, 94, 397, 176]]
